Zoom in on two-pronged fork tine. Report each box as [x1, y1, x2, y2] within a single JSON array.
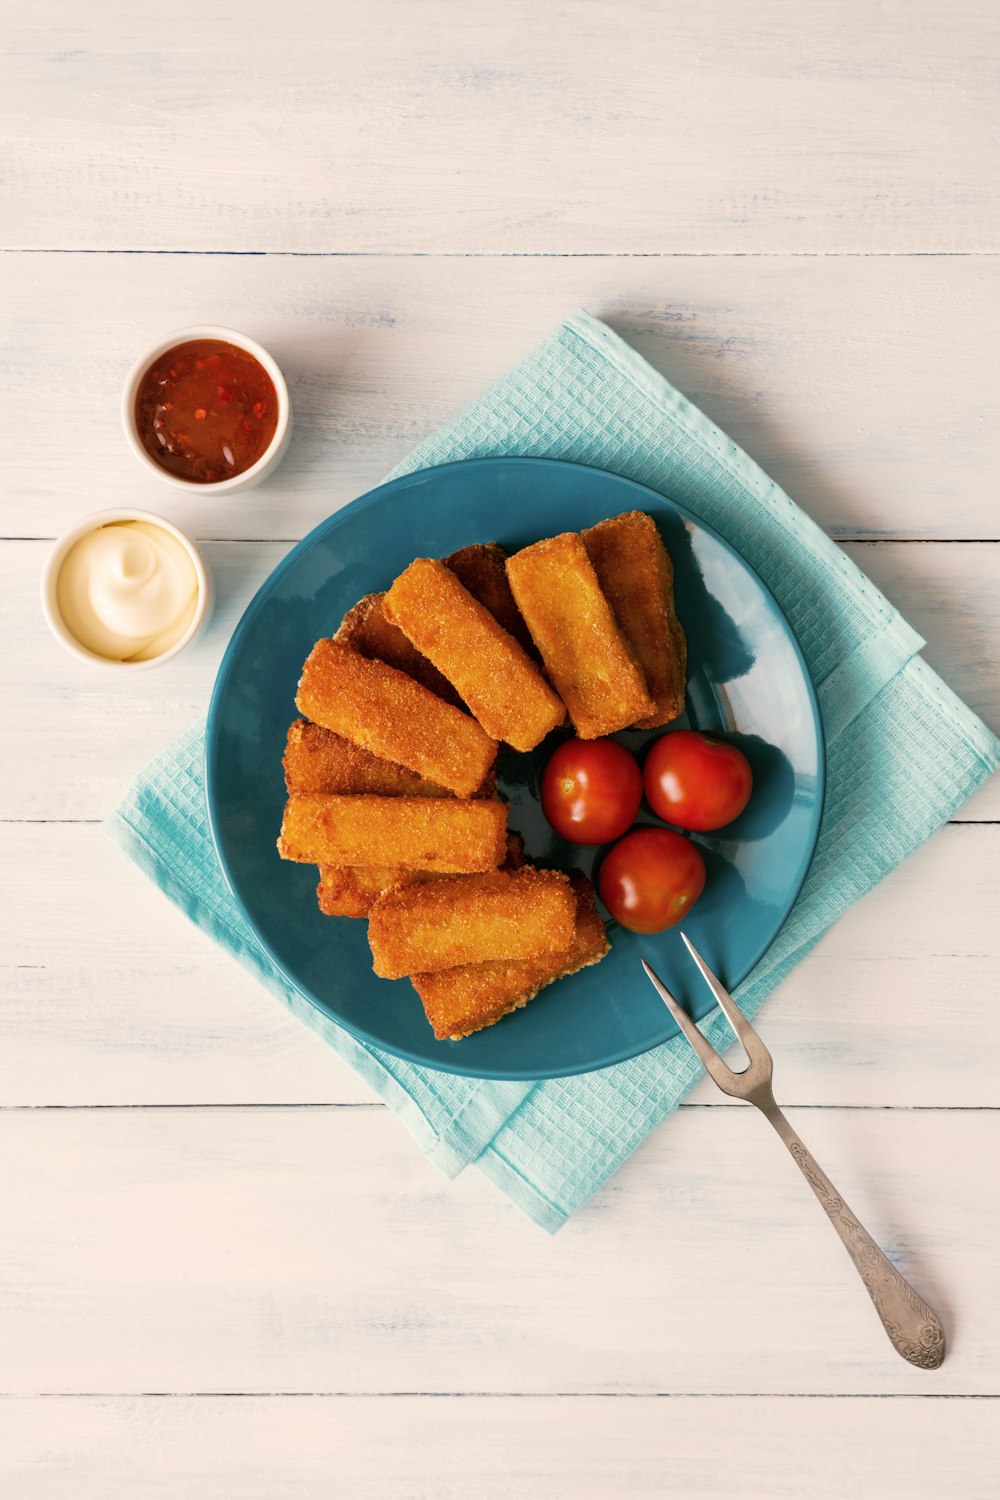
[[642, 938, 946, 1371], [641, 956, 731, 1083], [678, 930, 769, 1064], [641, 944, 773, 1101]]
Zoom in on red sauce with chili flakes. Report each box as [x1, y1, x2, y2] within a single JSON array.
[[134, 339, 279, 483]]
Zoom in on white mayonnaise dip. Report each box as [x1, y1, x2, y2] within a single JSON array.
[[56, 520, 199, 662]]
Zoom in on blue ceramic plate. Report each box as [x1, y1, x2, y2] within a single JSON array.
[[206, 458, 824, 1080]]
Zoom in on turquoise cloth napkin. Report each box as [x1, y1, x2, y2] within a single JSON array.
[[105, 310, 999, 1233]]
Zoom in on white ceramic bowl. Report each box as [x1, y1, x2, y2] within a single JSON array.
[[121, 325, 291, 494], [41, 509, 214, 670]]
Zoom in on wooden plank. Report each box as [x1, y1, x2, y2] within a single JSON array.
[[3, 539, 997, 821], [0, 820, 377, 1106], [1, 821, 997, 1108], [2, 253, 999, 541], [4, 0, 995, 1470], [0, 1106, 993, 1395], [1, 1395, 997, 1500], [6, 542, 289, 822], [3, 2, 997, 254], [844, 541, 1000, 825]]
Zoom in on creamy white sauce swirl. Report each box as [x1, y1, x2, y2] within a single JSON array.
[[57, 521, 199, 662]]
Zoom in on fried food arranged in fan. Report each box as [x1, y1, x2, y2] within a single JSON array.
[[284, 719, 454, 799], [368, 868, 577, 979], [278, 793, 508, 873], [383, 558, 565, 751], [277, 511, 686, 1042], [505, 531, 655, 738], [317, 832, 525, 920], [335, 591, 462, 706], [582, 510, 686, 729], [297, 637, 497, 798], [284, 719, 498, 801], [414, 875, 610, 1041], [443, 542, 541, 660]]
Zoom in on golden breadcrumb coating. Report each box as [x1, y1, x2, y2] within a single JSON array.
[[505, 532, 654, 737], [413, 875, 609, 1040], [296, 639, 497, 798], [278, 793, 508, 872], [443, 542, 539, 658], [283, 719, 453, 798], [367, 867, 576, 979], [335, 592, 462, 706], [582, 511, 686, 728], [317, 864, 436, 918], [317, 832, 525, 919], [383, 558, 565, 751]]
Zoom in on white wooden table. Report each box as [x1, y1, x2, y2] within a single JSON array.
[[2, 4, 998, 1495]]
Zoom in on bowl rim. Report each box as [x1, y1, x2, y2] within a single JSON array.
[[120, 324, 290, 493], [41, 507, 214, 670]]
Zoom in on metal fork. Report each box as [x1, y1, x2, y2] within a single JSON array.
[[642, 937, 946, 1370]]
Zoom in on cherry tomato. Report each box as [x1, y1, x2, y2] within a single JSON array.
[[598, 827, 706, 934], [643, 730, 753, 832], [540, 737, 642, 845]]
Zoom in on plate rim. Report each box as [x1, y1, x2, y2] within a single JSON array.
[[205, 455, 827, 1080]]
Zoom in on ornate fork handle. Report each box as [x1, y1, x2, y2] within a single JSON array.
[[756, 1093, 946, 1370], [642, 948, 946, 1368]]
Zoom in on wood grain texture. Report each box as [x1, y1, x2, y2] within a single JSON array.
[[2, 253, 999, 541], [4, 539, 997, 821], [3, 1, 998, 254], [1, 821, 996, 1108], [2, 1395, 997, 1500], [0, 1107, 992, 1397], [3, 0, 999, 1482]]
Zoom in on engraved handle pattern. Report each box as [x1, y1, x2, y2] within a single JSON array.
[[785, 1136, 945, 1369], [751, 1091, 946, 1370]]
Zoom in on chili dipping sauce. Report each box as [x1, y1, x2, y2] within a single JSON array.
[[134, 339, 279, 483]]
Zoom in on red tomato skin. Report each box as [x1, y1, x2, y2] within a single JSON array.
[[540, 738, 643, 845], [643, 731, 753, 832], [598, 827, 706, 934]]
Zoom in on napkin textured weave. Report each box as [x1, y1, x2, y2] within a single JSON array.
[[105, 310, 999, 1232]]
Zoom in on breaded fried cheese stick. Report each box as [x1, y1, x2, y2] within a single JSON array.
[[413, 875, 610, 1041], [367, 868, 576, 979], [582, 511, 687, 728], [335, 592, 462, 706], [383, 559, 566, 751], [283, 719, 453, 798], [505, 532, 654, 738], [317, 864, 436, 918], [296, 639, 497, 798], [317, 832, 525, 919], [278, 794, 507, 873], [443, 542, 538, 658]]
